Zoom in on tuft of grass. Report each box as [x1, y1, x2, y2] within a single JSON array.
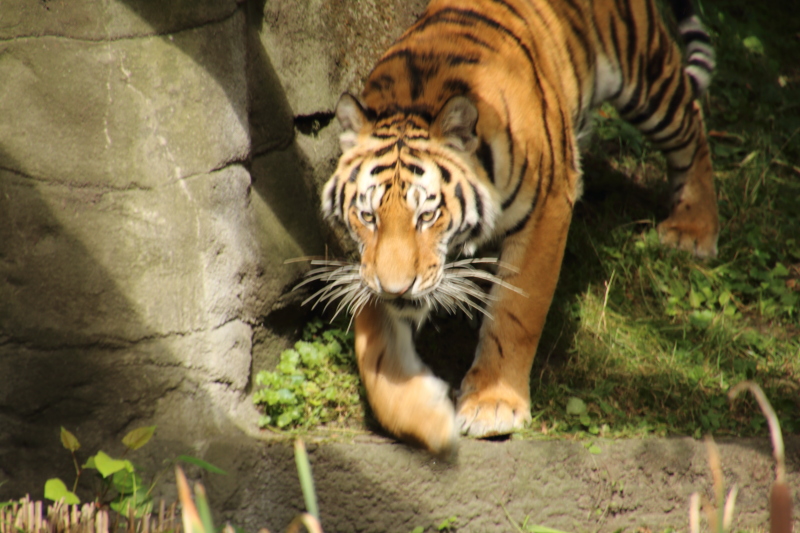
[[253, 319, 365, 430]]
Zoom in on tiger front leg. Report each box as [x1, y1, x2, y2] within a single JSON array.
[[456, 193, 573, 437], [354, 301, 458, 455]]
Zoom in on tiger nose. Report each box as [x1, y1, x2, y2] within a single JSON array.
[[376, 276, 415, 298]]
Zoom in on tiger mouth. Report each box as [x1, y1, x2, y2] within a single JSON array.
[[383, 297, 427, 311]]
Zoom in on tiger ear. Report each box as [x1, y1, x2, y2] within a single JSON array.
[[336, 93, 369, 151], [433, 96, 479, 153]]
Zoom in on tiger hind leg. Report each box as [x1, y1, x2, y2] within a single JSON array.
[[604, 0, 720, 257], [354, 302, 457, 455]]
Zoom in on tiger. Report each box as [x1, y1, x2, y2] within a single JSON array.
[[314, 0, 719, 454]]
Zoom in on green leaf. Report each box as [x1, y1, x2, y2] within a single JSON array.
[[689, 309, 715, 329], [93, 451, 132, 478], [742, 35, 764, 55], [177, 455, 228, 475], [410, 528, 425, 533], [44, 478, 80, 505], [112, 469, 143, 495], [121, 426, 156, 451], [294, 439, 319, 520], [588, 444, 602, 455], [83, 456, 96, 470], [110, 491, 151, 517], [60, 427, 81, 452], [566, 397, 587, 416], [524, 525, 573, 533], [194, 482, 216, 533]]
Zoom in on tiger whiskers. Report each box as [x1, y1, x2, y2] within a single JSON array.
[[293, 259, 373, 322], [430, 258, 528, 320], [291, 256, 526, 323]]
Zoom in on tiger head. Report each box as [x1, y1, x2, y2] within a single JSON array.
[[321, 94, 499, 319]]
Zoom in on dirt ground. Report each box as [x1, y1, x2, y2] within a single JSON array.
[[196, 431, 799, 533]]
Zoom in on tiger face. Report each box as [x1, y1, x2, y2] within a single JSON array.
[[322, 94, 498, 320]]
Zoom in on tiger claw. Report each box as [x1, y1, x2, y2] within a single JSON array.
[[455, 389, 531, 438]]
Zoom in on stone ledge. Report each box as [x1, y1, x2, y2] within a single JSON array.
[[200, 433, 798, 533]]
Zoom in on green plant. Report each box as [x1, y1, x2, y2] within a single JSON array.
[[46, 426, 226, 525], [253, 319, 364, 430]]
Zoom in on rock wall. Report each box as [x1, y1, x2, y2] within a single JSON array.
[[0, 0, 422, 499]]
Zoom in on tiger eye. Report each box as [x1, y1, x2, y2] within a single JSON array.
[[361, 211, 375, 224], [419, 210, 437, 223]]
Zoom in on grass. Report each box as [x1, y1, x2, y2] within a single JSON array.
[[255, 0, 800, 442], [525, 0, 800, 440]]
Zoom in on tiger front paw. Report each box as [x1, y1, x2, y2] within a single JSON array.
[[371, 373, 458, 456], [455, 381, 531, 438]]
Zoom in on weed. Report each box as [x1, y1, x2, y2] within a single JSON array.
[[34, 425, 225, 530], [253, 319, 364, 430]]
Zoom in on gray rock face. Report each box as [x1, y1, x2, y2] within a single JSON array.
[[0, 0, 350, 499], [0, 0, 433, 501]]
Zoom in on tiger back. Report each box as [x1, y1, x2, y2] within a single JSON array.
[[317, 0, 719, 454]]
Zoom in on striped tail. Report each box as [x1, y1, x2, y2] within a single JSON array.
[[669, 0, 716, 96]]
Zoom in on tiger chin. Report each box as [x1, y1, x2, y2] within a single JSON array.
[[313, 0, 720, 455]]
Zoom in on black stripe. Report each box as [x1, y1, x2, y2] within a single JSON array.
[[618, 57, 646, 115], [488, 332, 504, 358], [608, 19, 623, 80], [375, 349, 386, 374], [627, 76, 674, 125], [688, 57, 713, 71], [500, 94, 514, 187], [325, 181, 337, 213], [619, 0, 637, 73], [454, 183, 466, 218], [401, 161, 425, 176], [652, 105, 690, 144], [469, 181, 484, 221], [659, 129, 696, 154], [375, 106, 433, 123], [443, 78, 472, 95], [418, 8, 537, 78], [502, 156, 527, 210], [337, 183, 347, 217], [682, 30, 711, 44], [489, 0, 524, 21], [640, 76, 687, 136], [437, 163, 452, 183], [348, 163, 361, 182], [644, 0, 657, 54], [667, 142, 700, 172], [476, 141, 495, 183], [505, 158, 543, 236], [373, 143, 397, 157], [446, 53, 481, 66], [504, 309, 530, 335], [371, 164, 395, 176], [459, 32, 498, 53], [646, 40, 668, 84]]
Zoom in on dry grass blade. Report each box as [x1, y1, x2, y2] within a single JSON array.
[[285, 513, 324, 533], [728, 381, 785, 483], [176, 466, 203, 533], [728, 381, 792, 533]]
